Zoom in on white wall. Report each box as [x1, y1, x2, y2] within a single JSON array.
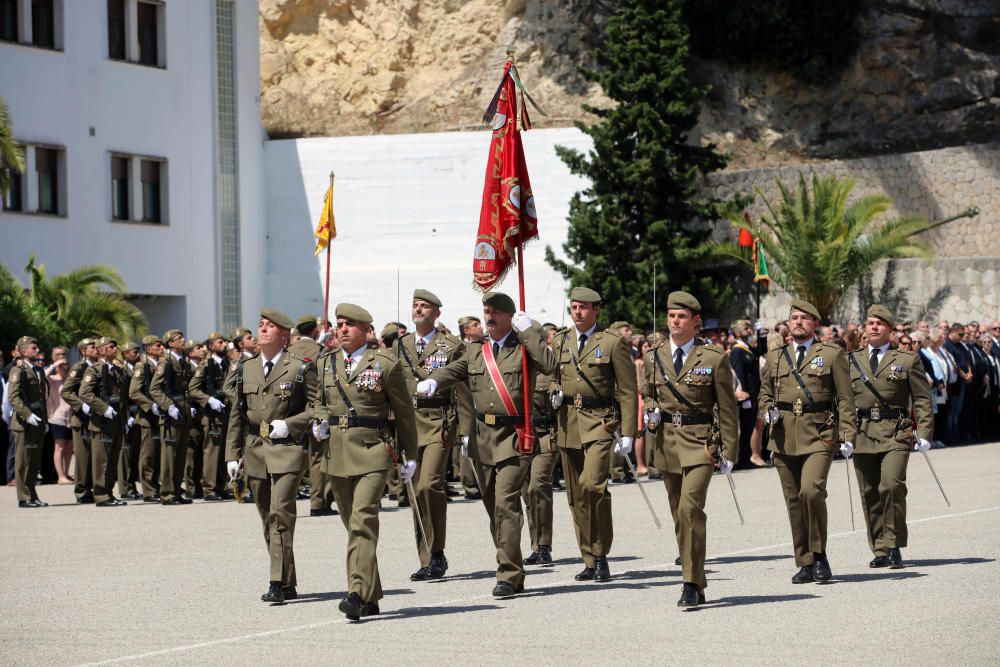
[[264, 128, 592, 332]]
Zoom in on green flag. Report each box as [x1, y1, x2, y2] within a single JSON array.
[[753, 239, 770, 286]]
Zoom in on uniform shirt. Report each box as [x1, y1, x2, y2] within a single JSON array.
[[342, 345, 366, 371], [866, 342, 891, 371], [669, 337, 696, 367], [489, 331, 512, 351], [414, 330, 436, 349], [261, 349, 284, 375], [574, 324, 597, 350]]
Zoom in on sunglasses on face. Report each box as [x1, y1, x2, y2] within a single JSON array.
[[899, 340, 912, 346]]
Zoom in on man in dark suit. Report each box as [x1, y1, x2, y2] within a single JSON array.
[[728, 320, 760, 469], [962, 323, 989, 443], [944, 324, 971, 444]]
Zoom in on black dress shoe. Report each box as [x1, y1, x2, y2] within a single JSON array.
[[426, 553, 448, 579], [360, 600, 380, 616], [812, 554, 832, 583], [398, 498, 410, 508], [30, 498, 48, 507], [77, 495, 95, 504], [525, 545, 553, 565], [310, 507, 337, 517], [445, 487, 461, 497], [869, 554, 890, 568], [143, 495, 161, 503], [161, 498, 182, 506], [464, 491, 482, 500], [261, 582, 285, 604], [887, 547, 903, 569], [492, 581, 520, 598], [792, 566, 813, 584], [96, 499, 125, 507], [622, 472, 636, 484], [410, 566, 430, 582], [339, 593, 364, 620], [204, 493, 224, 502], [282, 586, 297, 600], [674, 556, 682, 566], [18, 500, 42, 508], [594, 557, 611, 582], [109, 497, 127, 506], [125, 491, 143, 500], [574, 566, 595, 581], [677, 582, 701, 608], [177, 497, 193, 505]]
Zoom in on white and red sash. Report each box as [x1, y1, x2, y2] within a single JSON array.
[[481, 339, 532, 450]]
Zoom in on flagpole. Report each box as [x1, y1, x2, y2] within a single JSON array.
[[516, 241, 534, 454], [323, 171, 334, 332]]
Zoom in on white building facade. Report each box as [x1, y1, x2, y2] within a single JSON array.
[[0, 0, 266, 337]]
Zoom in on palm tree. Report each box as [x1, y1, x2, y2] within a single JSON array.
[[713, 172, 976, 323], [0, 96, 25, 199]]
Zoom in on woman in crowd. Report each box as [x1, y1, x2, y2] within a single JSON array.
[[45, 346, 74, 484]]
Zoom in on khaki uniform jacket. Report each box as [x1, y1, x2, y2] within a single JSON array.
[[553, 327, 638, 448], [641, 342, 739, 470], [189, 356, 229, 410], [289, 337, 321, 362], [8, 360, 48, 432], [312, 346, 417, 477], [429, 324, 556, 466], [225, 350, 318, 477], [128, 356, 159, 428], [759, 340, 857, 456], [149, 353, 194, 424], [395, 331, 474, 448], [848, 347, 934, 454], [79, 360, 129, 436], [60, 360, 90, 428]]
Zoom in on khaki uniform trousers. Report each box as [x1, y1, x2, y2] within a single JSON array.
[[73, 424, 93, 500], [199, 414, 226, 495], [185, 420, 205, 493], [332, 470, 387, 603], [664, 464, 713, 589], [412, 441, 451, 566], [854, 450, 910, 555], [307, 433, 335, 511], [521, 446, 557, 550], [159, 420, 189, 501], [14, 426, 44, 502], [560, 441, 614, 567], [475, 455, 531, 589], [249, 470, 304, 586], [92, 430, 122, 504], [773, 450, 833, 567], [117, 423, 141, 496], [138, 424, 160, 497], [453, 445, 479, 495]]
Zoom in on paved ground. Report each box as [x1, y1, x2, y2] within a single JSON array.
[[1, 442, 998, 666]]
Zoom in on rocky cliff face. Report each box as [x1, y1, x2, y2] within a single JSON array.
[[259, 0, 1000, 165]]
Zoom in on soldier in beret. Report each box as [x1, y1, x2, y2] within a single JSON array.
[[226, 309, 318, 605], [130, 334, 164, 501], [79, 337, 129, 506], [8, 336, 49, 507], [551, 286, 638, 583], [759, 300, 856, 583], [183, 339, 207, 498], [189, 332, 231, 501], [416, 291, 555, 598], [848, 305, 934, 569], [641, 292, 739, 607], [61, 337, 99, 503], [310, 303, 417, 620], [150, 329, 194, 505], [224, 327, 255, 406], [117, 341, 143, 500]]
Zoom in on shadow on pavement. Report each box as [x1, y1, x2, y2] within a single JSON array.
[[830, 571, 927, 584], [906, 557, 995, 567], [366, 603, 503, 621], [289, 588, 416, 605], [707, 554, 794, 565], [614, 569, 680, 581], [699, 593, 820, 609], [518, 579, 676, 598], [546, 555, 640, 568]]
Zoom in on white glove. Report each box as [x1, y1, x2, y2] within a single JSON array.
[[512, 311, 532, 333], [317, 330, 330, 345], [268, 419, 289, 439], [312, 419, 330, 440], [82, 403, 91, 416], [914, 438, 931, 453], [207, 397, 225, 412], [167, 404, 180, 420], [754, 320, 765, 332], [718, 457, 734, 475], [840, 441, 854, 459], [126, 416, 135, 431], [400, 460, 417, 484], [103, 406, 117, 419], [614, 436, 634, 456], [151, 403, 160, 416], [227, 460, 240, 481], [550, 390, 564, 409], [460, 435, 470, 458], [416, 379, 438, 397], [644, 407, 661, 428], [190, 407, 197, 417], [26, 413, 41, 427]]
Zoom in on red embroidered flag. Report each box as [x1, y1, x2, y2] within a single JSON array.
[[473, 61, 538, 291]]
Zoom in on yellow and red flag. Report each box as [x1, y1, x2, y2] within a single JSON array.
[[313, 180, 336, 256]]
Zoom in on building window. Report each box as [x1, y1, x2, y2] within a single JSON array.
[[35, 147, 59, 213], [214, 0, 241, 331], [140, 159, 160, 222], [0, 0, 17, 42], [111, 155, 129, 220], [30, 0, 53, 47], [136, 1, 157, 65], [3, 169, 22, 211], [107, 0, 125, 60]]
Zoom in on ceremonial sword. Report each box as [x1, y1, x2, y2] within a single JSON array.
[[400, 451, 433, 557], [713, 441, 745, 526], [919, 448, 951, 507], [611, 429, 662, 529], [844, 456, 856, 531]]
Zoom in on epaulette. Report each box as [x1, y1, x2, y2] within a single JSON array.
[[602, 328, 624, 340], [700, 344, 725, 356], [556, 326, 571, 335], [374, 348, 398, 363]]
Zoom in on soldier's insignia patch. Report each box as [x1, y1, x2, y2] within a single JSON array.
[[811, 357, 824, 368], [594, 348, 602, 359], [156, 365, 165, 375], [70, 370, 78, 378], [134, 368, 142, 377]]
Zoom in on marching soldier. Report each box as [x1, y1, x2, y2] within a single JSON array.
[[641, 292, 739, 607], [522, 366, 558, 565], [150, 329, 194, 506], [189, 332, 230, 501], [417, 291, 555, 598], [848, 305, 934, 569], [311, 303, 416, 620], [79, 337, 129, 507], [184, 339, 206, 498], [289, 315, 336, 517], [226, 309, 318, 605], [397, 289, 473, 582], [8, 336, 49, 508], [551, 287, 638, 582], [61, 337, 98, 503], [759, 300, 856, 584], [130, 335, 163, 502], [455, 315, 485, 500], [117, 341, 143, 500]]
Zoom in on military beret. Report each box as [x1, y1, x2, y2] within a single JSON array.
[[482, 291, 516, 313], [701, 319, 724, 332], [77, 337, 96, 352], [260, 308, 294, 330], [569, 286, 602, 303], [16, 336, 38, 349], [380, 323, 399, 339], [730, 319, 750, 330], [123, 341, 141, 352], [412, 289, 442, 307], [335, 303, 373, 324], [184, 338, 201, 352], [205, 331, 227, 343], [230, 327, 252, 340], [163, 329, 184, 342], [295, 314, 318, 331], [867, 304, 895, 328], [666, 291, 701, 313], [97, 336, 118, 348], [609, 321, 632, 331], [142, 334, 162, 346], [788, 299, 821, 321]]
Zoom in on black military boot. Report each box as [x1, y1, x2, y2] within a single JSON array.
[[812, 553, 832, 583], [261, 581, 285, 604], [525, 545, 553, 565]]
